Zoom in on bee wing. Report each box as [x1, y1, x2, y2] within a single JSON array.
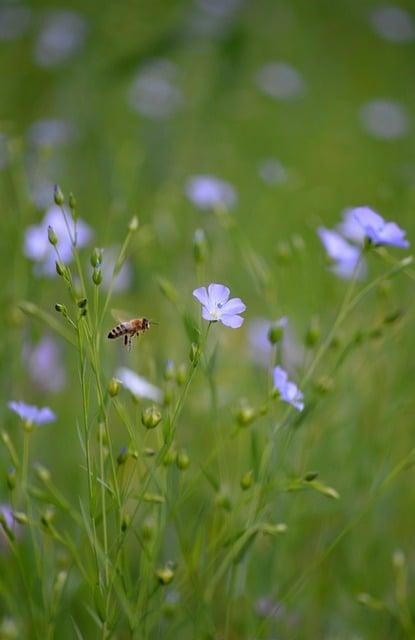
[[111, 308, 131, 323]]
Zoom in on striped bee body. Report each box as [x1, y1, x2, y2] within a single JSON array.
[[107, 318, 150, 351]]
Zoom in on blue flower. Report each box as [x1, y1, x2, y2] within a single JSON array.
[[352, 206, 410, 248], [185, 175, 237, 211], [193, 283, 246, 328], [318, 227, 366, 279], [273, 366, 304, 411], [8, 401, 56, 425]]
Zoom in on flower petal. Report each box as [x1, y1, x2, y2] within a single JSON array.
[[202, 306, 216, 321], [192, 286, 209, 307], [207, 283, 230, 307], [220, 314, 244, 328], [220, 297, 246, 316]]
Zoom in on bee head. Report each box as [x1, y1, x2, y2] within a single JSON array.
[[143, 318, 150, 330]]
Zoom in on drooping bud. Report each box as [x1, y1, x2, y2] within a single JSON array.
[[215, 490, 232, 511], [142, 406, 162, 430], [193, 228, 207, 264], [176, 450, 190, 471], [53, 184, 64, 206], [163, 448, 177, 466], [40, 507, 55, 529], [240, 470, 253, 490], [128, 215, 139, 232], [47, 225, 58, 246], [90, 247, 103, 268], [92, 268, 102, 286], [108, 378, 121, 398]]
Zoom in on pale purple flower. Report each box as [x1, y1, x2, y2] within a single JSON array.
[[255, 62, 306, 101], [34, 10, 87, 67], [24, 205, 93, 276], [8, 401, 56, 425], [193, 283, 246, 328], [23, 337, 66, 393], [359, 99, 410, 140], [28, 118, 75, 148], [258, 158, 288, 185], [337, 208, 366, 244], [371, 6, 415, 43], [116, 368, 162, 402], [318, 227, 366, 279], [128, 59, 182, 120], [185, 175, 237, 211], [352, 206, 409, 248], [273, 366, 304, 411]]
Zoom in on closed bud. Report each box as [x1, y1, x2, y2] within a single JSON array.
[[163, 448, 177, 466], [128, 215, 139, 232], [35, 463, 51, 483], [53, 571, 67, 597], [305, 317, 320, 347], [108, 378, 121, 398], [41, 507, 55, 528], [142, 518, 155, 541], [176, 450, 190, 471], [240, 470, 253, 490], [77, 298, 87, 309], [155, 566, 174, 586], [304, 470, 319, 482], [215, 490, 232, 511], [189, 342, 200, 364], [268, 320, 287, 345], [55, 261, 66, 277], [13, 511, 28, 525], [117, 447, 129, 466], [90, 247, 103, 268], [47, 225, 58, 246], [234, 401, 256, 427], [142, 406, 162, 429], [23, 420, 34, 433], [6, 468, 17, 491], [157, 276, 178, 304], [92, 268, 102, 286], [121, 513, 131, 532], [164, 360, 175, 381], [55, 303, 66, 314], [68, 192, 77, 211], [176, 364, 187, 386], [163, 387, 174, 406], [53, 184, 64, 206], [193, 228, 207, 264]]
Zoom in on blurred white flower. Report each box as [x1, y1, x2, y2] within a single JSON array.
[[371, 5, 415, 43], [102, 247, 133, 292], [128, 59, 182, 120], [23, 336, 66, 393], [255, 62, 306, 101], [34, 10, 87, 67], [359, 99, 410, 140], [257, 158, 288, 185], [0, 4, 31, 42], [28, 118, 75, 148], [116, 367, 162, 402], [24, 205, 93, 276], [185, 174, 237, 211]]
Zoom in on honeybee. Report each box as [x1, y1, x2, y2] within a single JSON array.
[[107, 317, 152, 351]]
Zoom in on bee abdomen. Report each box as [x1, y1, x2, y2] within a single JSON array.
[[108, 323, 126, 339]]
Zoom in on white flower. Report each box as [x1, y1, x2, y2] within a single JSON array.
[[115, 367, 162, 402]]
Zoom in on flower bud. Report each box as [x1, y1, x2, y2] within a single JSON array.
[[35, 463, 51, 484], [193, 228, 207, 264], [77, 298, 87, 309], [92, 268, 102, 286], [176, 450, 190, 471], [23, 420, 34, 433], [55, 261, 66, 277], [304, 470, 319, 482], [53, 571, 67, 598], [128, 215, 139, 232], [55, 303, 67, 314], [268, 325, 283, 345], [40, 507, 55, 529], [163, 387, 174, 406], [13, 511, 28, 525], [53, 184, 64, 206], [155, 566, 174, 586], [142, 406, 162, 430], [6, 468, 17, 491], [314, 375, 334, 394], [163, 448, 177, 466], [121, 513, 131, 532], [176, 364, 187, 386], [108, 378, 121, 398], [305, 317, 320, 347], [68, 192, 77, 211], [48, 225, 58, 246], [117, 447, 129, 466], [90, 247, 103, 268], [164, 360, 175, 381], [240, 470, 253, 490], [215, 490, 232, 511], [189, 342, 200, 364], [142, 518, 155, 541], [234, 402, 256, 427]]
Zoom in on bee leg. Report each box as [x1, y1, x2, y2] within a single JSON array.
[[124, 335, 128, 347], [127, 334, 133, 352]]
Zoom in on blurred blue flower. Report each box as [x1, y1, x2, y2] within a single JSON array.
[[359, 99, 410, 140], [24, 336, 66, 393], [34, 10, 87, 68], [255, 61, 306, 101], [116, 368, 162, 402], [273, 366, 304, 411], [193, 283, 246, 327], [318, 227, 366, 279], [248, 317, 304, 372], [8, 401, 56, 425], [185, 175, 237, 211], [28, 118, 75, 148], [352, 206, 410, 248], [24, 205, 93, 276], [257, 158, 288, 185], [128, 59, 182, 120], [337, 207, 366, 244]]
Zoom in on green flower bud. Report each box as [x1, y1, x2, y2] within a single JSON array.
[[77, 298, 87, 309], [142, 406, 162, 429], [268, 320, 286, 345], [155, 566, 174, 586], [142, 518, 155, 541], [55, 261, 66, 277], [121, 513, 131, 532], [314, 375, 334, 394], [305, 317, 320, 347], [128, 215, 139, 232], [68, 192, 77, 211], [47, 225, 58, 246], [176, 364, 187, 386], [13, 511, 28, 525], [6, 468, 17, 491], [108, 378, 121, 398], [35, 463, 51, 484], [23, 420, 34, 433], [304, 470, 319, 482], [240, 470, 254, 490], [53, 571, 67, 598], [215, 490, 232, 511], [176, 450, 190, 471], [55, 303, 67, 314], [234, 402, 256, 427], [117, 447, 129, 466], [163, 448, 177, 466], [53, 184, 64, 206], [92, 268, 102, 286], [90, 247, 103, 268], [193, 228, 207, 264], [163, 387, 174, 406], [189, 342, 200, 364], [40, 507, 55, 529]]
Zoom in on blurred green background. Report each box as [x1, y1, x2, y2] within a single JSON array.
[[1, 0, 415, 637]]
